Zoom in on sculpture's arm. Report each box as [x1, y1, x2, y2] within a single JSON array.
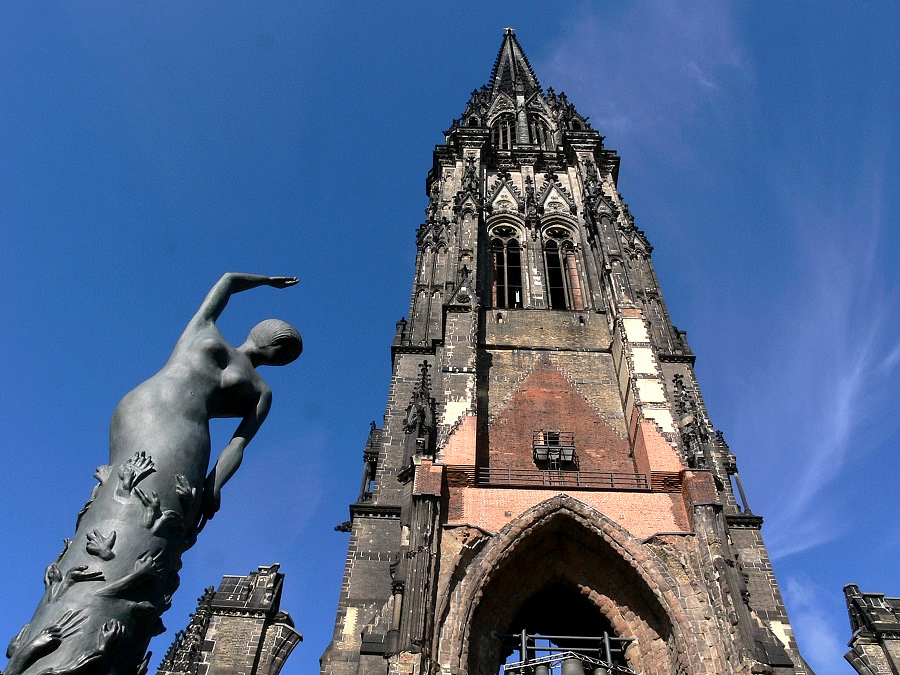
[[192, 273, 298, 325], [200, 386, 272, 525]]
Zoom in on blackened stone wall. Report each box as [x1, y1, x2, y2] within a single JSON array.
[[158, 565, 300, 675]]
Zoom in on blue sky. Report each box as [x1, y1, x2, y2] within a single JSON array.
[[1, 4, 898, 675]]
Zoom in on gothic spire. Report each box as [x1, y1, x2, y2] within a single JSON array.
[[489, 28, 541, 96]]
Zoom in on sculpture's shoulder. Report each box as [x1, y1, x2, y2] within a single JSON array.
[[170, 323, 231, 366]]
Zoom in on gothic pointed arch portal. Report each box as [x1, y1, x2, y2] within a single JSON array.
[[436, 495, 720, 675]]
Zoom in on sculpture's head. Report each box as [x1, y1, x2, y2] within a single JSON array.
[[246, 319, 303, 366]]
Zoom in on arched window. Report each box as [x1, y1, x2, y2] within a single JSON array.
[[491, 225, 523, 308], [491, 114, 515, 150], [529, 117, 553, 150], [543, 226, 584, 310]]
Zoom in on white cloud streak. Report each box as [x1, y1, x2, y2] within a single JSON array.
[[741, 155, 898, 559], [541, 0, 749, 149]]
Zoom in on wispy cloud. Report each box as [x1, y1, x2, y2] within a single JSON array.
[[739, 153, 899, 559], [880, 339, 900, 372], [541, 0, 750, 147], [783, 576, 847, 675]]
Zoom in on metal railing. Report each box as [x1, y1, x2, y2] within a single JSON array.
[[477, 467, 649, 491], [503, 650, 634, 675], [533, 430, 575, 448], [497, 631, 634, 675]]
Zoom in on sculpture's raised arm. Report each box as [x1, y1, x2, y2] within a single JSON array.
[[192, 273, 299, 325]]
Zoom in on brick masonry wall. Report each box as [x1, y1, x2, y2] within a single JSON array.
[[480, 310, 627, 437], [482, 348, 627, 430], [632, 419, 684, 475], [548, 351, 628, 437], [727, 525, 803, 658], [447, 487, 690, 539], [483, 308, 611, 350], [377, 354, 438, 502], [437, 414, 476, 466], [486, 357, 633, 472], [321, 511, 399, 675]]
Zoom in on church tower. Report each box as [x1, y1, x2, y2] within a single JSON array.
[[321, 30, 812, 675]]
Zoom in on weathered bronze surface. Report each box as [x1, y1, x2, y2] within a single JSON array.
[[4, 274, 301, 675]]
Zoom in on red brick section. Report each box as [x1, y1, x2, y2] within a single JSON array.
[[446, 484, 465, 523], [448, 487, 690, 539], [439, 415, 477, 465], [488, 359, 634, 473], [631, 416, 683, 474]]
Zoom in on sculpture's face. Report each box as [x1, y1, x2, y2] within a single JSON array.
[[257, 338, 302, 367]]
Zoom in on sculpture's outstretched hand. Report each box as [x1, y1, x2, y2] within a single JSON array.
[[268, 276, 298, 288]]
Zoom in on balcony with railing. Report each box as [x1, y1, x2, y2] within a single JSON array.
[[477, 467, 649, 491]]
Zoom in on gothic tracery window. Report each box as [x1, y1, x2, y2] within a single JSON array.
[[491, 114, 515, 150], [491, 225, 523, 308], [529, 117, 553, 150], [542, 225, 585, 310]]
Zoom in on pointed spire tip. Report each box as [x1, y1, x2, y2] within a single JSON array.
[[489, 28, 540, 95]]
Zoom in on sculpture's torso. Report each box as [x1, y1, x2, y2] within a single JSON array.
[[109, 324, 263, 486]]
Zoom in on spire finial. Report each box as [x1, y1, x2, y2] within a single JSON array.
[[489, 29, 540, 95]]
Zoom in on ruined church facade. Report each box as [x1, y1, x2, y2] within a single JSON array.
[[321, 31, 812, 675]]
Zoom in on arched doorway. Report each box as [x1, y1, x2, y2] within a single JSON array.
[[437, 496, 709, 675]]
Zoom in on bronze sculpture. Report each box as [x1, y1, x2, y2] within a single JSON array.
[[4, 274, 302, 675]]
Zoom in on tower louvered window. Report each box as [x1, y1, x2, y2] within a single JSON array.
[[491, 227, 523, 308], [543, 227, 584, 310], [491, 114, 515, 150]]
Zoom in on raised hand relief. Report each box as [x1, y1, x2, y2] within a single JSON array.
[[85, 529, 116, 561], [134, 488, 161, 529]]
